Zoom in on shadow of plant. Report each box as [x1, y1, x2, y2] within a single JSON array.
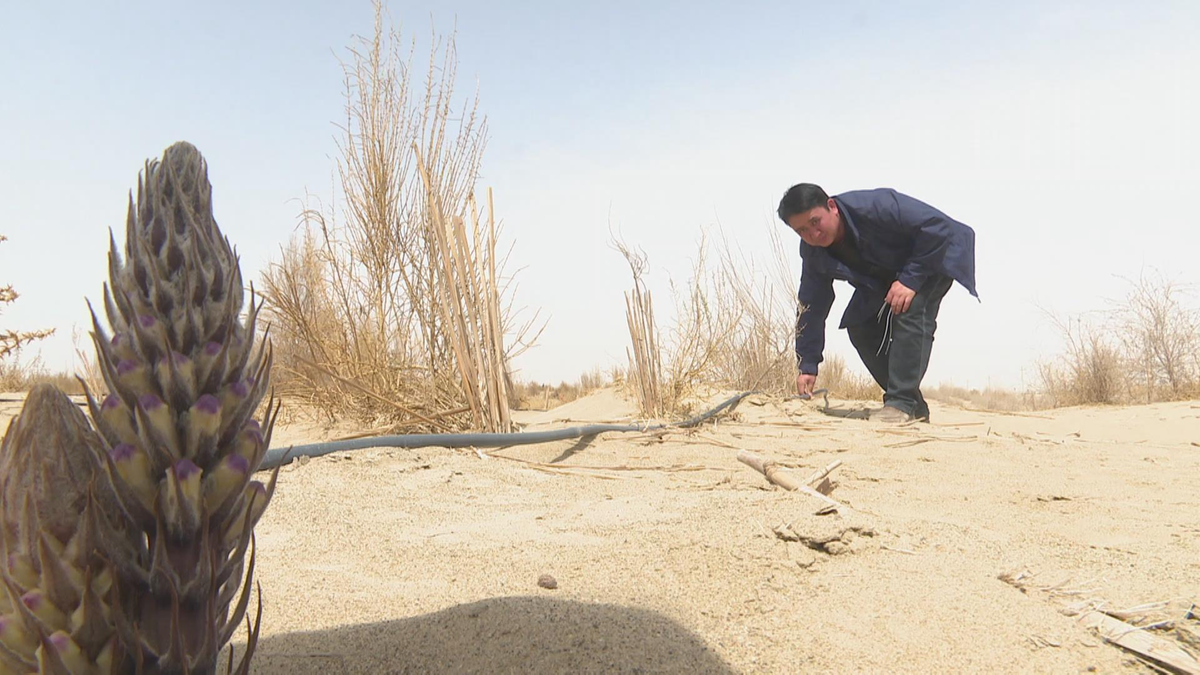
[[234, 595, 736, 674]]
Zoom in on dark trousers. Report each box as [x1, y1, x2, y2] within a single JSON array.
[[847, 275, 953, 419]]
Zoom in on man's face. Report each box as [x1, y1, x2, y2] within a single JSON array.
[[786, 199, 843, 247]]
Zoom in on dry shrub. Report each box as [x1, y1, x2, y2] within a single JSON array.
[[259, 3, 539, 432], [614, 223, 801, 417], [1037, 270, 1200, 407], [1, 234, 55, 364], [1037, 314, 1123, 406], [1111, 270, 1200, 401], [709, 225, 802, 394]]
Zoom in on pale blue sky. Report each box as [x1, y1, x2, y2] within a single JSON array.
[[3, 1, 1199, 390]]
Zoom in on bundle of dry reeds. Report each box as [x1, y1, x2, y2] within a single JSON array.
[[614, 239, 664, 418], [415, 154, 512, 432]]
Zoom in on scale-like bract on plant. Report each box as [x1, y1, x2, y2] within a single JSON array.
[[0, 141, 280, 674]]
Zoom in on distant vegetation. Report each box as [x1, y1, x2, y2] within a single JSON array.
[[1036, 270, 1200, 407], [0, 234, 56, 391]]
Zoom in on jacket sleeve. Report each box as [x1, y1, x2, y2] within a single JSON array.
[[880, 190, 958, 291], [795, 260, 834, 375]]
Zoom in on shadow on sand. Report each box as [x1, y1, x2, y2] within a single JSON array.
[[239, 595, 736, 674], [819, 407, 871, 420]]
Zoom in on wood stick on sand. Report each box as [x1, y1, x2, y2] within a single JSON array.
[[737, 450, 847, 512], [805, 459, 843, 485], [1079, 610, 1200, 674]]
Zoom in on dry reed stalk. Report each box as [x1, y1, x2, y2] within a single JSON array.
[[613, 238, 663, 417], [71, 324, 106, 396]]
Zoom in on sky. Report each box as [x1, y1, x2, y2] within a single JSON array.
[[2, 0, 1199, 392]]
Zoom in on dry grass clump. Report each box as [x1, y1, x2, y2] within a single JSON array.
[[0, 359, 84, 395], [1037, 269, 1200, 407], [260, 4, 539, 433], [614, 224, 801, 417], [814, 354, 881, 401]]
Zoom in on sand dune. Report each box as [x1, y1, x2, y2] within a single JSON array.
[[3, 389, 1197, 673]]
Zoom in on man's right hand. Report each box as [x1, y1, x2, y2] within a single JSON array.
[[796, 373, 817, 396]]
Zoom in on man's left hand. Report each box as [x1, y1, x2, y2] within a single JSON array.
[[885, 280, 916, 314]]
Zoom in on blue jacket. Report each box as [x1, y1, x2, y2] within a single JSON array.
[[795, 188, 978, 375]]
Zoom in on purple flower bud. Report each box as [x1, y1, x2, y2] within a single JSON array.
[[226, 454, 250, 474], [231, 380, 249, 398], [173, 458, 202, 481], [111, 333, 124, 347], [245, 481, 268, 510], [157, 351, 191, 371], [204, 341, 222, 356], [204, 453, 252, 511], [109, 443, 137, 462], [234, 427, 264, 463], [138, 393, 164, 411], [47, 631, 87, 672], [225, 480, 267, 545], [117, 359, 140, 375], [109, 443, 154, 507], [21, 590, 43, 611], [138, 314, 157, 329], [193, 394, 221, 415], [244, 419, 261, 432], [102, 394, 123, 410]]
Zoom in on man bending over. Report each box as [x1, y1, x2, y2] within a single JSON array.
[[778, 183, 978, 422]]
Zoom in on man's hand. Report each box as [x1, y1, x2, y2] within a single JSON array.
[[885, 280, 916, 314], [796, 373, 817, 396]]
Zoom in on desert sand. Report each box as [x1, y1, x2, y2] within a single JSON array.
[[2, 389, 1197, 673]]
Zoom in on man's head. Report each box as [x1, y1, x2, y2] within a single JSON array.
[[777, 183, 843, 247]]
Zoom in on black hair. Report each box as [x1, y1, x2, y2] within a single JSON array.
[[776, 183, 829, 224]]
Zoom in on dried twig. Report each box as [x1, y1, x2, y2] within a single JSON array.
[[1080, 611, 1200, 674], [736, 449, 848, 512]]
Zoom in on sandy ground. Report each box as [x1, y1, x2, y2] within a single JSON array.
[[2, 389, 1198, 673]]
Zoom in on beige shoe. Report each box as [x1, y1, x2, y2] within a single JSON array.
[[869, 405, 913, 423]]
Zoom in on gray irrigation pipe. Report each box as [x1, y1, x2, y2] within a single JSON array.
[[260, 389, 816, 471]]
